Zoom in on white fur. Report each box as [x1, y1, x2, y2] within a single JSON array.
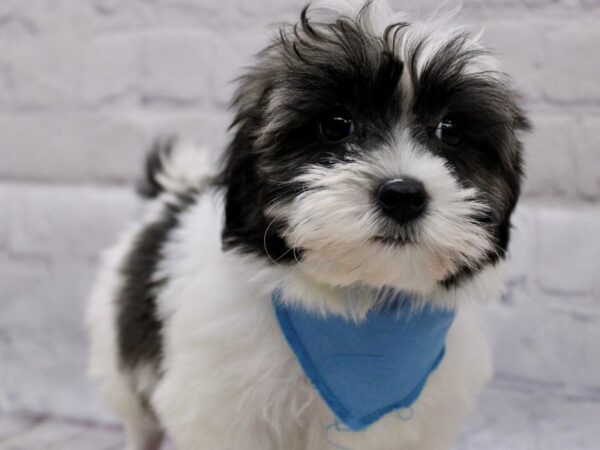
[[154, 140, 215, 195], [89, 192, 493, 450], [268, 133, 493, 317]]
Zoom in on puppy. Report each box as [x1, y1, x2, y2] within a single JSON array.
[[88, 1, 529, 449]]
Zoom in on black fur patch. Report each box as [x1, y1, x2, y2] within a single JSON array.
[[116, 195, 195, 372], [217, 6, 404, 261]]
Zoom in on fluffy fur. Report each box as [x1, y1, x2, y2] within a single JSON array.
[[88, 1, 529, 449]]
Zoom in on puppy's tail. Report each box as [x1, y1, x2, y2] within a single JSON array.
[[137, 137, 216, 199]]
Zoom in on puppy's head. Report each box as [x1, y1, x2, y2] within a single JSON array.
[[218, 0, 529, 309]]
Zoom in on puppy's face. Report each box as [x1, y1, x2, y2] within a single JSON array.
[[219, 3, 528, 300]]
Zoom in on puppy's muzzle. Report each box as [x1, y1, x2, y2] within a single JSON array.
[[377, 178, 428, 225]]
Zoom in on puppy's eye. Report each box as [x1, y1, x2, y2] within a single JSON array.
[[318, 109, 354, 143], [434, 119, 462, 146]]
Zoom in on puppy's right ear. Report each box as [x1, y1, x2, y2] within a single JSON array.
[[217, 47, 282, 254]]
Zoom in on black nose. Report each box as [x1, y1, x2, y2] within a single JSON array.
[[377, 178, 428, 225]]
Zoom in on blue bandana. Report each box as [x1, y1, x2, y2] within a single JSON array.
[[272, 289, 455, 431]]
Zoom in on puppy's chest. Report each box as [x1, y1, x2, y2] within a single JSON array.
[[160, 284, 450, 434], [155, 276, 475, 450]]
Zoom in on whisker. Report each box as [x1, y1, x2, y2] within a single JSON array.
[[263, 215, 293, 265], [292, 247, 302, 264]]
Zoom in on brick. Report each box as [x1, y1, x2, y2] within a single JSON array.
[[459, 383, 600, 450], [119, 108, 231, 153], [0, 416, 40, 442], [0, 112, 148, 183], [0, 108, 234, 184], [0, 184, 139, 420], [462, 0, 561, 8], [138, 30, 212, 105], [484, 299, 600, 391], [458, 385, 542, 450], [0, 13, 39, 39], [0, 13, 230, 111], [0, 1, 149, 37], [4, 184, 140, 259], [0, 30, 144, 110], [536, 395, 600, 450], [521, 114, 578, 199], [141, 0, 241, 30], [574, 116, 600, 200], [0, 256, 82, 417], [535, 206, 600, 296], [504, 205, 536, 288], [541, 19, 600, 103], [79, 34, 141, 106], [76, 1, 153, 33], [0, 260, 109, 421], [0, 418, 124, 450], [209, 26, 272, 107], [0, 35, 86, 110], [235, 0, 300, 17], [0, 256, 50, 322], [389, 0, 463, 14], [80, 1, 256, 34], [0, 191, 9, 251]]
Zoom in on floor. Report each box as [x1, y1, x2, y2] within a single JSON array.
[[1, 382, 598, 450]]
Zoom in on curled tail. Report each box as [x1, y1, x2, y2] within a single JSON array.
[[137, 137, 216, 199]]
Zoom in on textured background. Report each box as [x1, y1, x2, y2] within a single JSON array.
[[1, 0, 599, 449]]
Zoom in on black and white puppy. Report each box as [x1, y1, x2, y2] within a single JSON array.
[[88, 1, 528, 449]]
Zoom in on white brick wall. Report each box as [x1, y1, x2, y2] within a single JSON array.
[[0, 0, 599, 444]]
